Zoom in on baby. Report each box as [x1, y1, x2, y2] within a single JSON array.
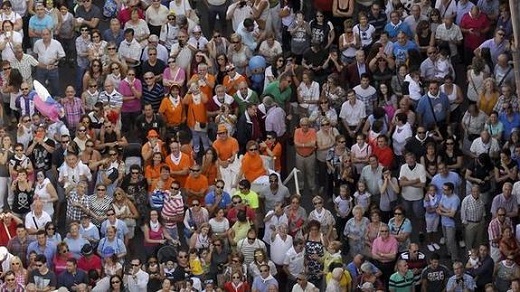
[[467, 248, 480, 268]]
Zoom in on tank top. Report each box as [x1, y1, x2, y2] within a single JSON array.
[[12, 183, 33, 215], [144, 223, 164, 247]]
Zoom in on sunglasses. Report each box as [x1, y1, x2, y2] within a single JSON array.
[[215, 185, 224, 189], [192, 203, 200, 206], [111, 280, 121, 284], [170, 186, 180, 190]]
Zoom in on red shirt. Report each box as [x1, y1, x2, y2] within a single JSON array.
[[77, 254, 103, 274], [0, 220, 17, 246], [372, 145, 394, 168], [460, 12, 490, 50]]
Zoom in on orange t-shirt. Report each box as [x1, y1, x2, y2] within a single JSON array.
[[189, 74, 215, 101], [165, 153, 192, 187], [158, 97, 185, 126], [213, 137, 239, 161], [223, 74, 247, 96], [150, 177, 174, 193], [202, 163, 218, 185], [261, 142, 282, 172], [184, 174, 209, 202], [184, 93, 208, 128], [294, 128, 317, 157], [241, 153, 266, 183], [144, 163, 165, 191]]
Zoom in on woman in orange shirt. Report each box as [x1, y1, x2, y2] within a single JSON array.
[[158, 84, 185, 129], [236, 141, 269, 185], [201, 147, 219, 186], [144, 152, 165, 192], [477, 77, 499, 116]]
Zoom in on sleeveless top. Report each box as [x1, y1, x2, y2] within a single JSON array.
[[467, 69, 484, 102], [12, 182, 33, 215], [305, 233, 324, 282], [113, 202, 131, 218], [194, 233, 210, 250], [34, 178, 54, 216], [144, 222, 164, 247]]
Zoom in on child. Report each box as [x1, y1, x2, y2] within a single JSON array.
[[424, 184, 441, 252], [323, 241, 343, 274], [434, 49, 452, 80], [354, 181, 372, 212], [334, 185, 353, 254], [404, 71, 423, 105], [466, 247, 480, 269], [189, 248, 204, 279], [162, 260, 175, 281]]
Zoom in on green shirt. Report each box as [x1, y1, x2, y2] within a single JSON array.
[[233, 89, 260, 116], [263, 81, 292, 107], [389, 270, 414, 292]]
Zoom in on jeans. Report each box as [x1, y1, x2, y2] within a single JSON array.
[[35, 68, 60, 97], [191, 129, 211, 154], [442, 225, 458, 261], [75, 66, 87, 94]]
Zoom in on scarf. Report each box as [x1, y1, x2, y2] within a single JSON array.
[[169, 94, 180, 107], [150, 220, 160, 232]]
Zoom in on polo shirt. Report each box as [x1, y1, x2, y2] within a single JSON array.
[[263, 81, 291, 106], [339, 100, 366, 127], [389, 270, 415, 292], [236, 190, 259, 209], [439, 194, 459, 227], [399, 163, 427, 201]]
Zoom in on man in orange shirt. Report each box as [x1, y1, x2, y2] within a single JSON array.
[[149, 165, 174, 192], [260, 131, 282, 173], [213, 124, 239, 167], [184, 164, 209, 203], [183, 81, 210, 156], [223, 64, 246, 96], [165, 141, 191, 187], [189, 63, 215, 100], [294, 117, 317, 193]]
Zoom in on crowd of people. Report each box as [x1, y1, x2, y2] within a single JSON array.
[[0, 0, 516, 290]]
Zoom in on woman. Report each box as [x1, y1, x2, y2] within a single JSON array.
[[0, 135, 12, 208], [343, 205, 370, 257], [264, 55, 285, 89], [44, 0, 61, 32], [316, 119, 339, 194], [388, 206, 412, 252], [159, 84, 185, 133], [53, 242, 73, 275], [420, 142, 439, 168], [440, 74, 464, 121], [80, 139, 102, 173], [112, 189, 139, 241], [118, 68, 142, 133], [83, 59, 105, 93], [102, 42, 128, 74], [304, 220, 327, 288], [73, 126, 90, 152], [495, 149, 518, 191], [57, 3, 74, 64], [168, 0, 195, 20], [439, 137, 464, 174], [467, 56, 489, 104], [339, 24, 358, 64], [214, 54, 229, 85], [249, 248, 277, 278], [321, 73, 346, 114], [391, 97, 416, 133], [429, 9, 442, 35], [82, 81, 100, 112], [89, 184, 113, 227], [326, 135, 349, 193], [227, 34, 251, 75], [183, 199, 209, 238], [209, 208, 230, 239], [494, 254, 520, 292], [414, 20, 434, 57], [499, 226, 520, 261], [105, 61, 126, 90], [162, 57, 186, 91], [158, 278, 174, 292], [309, 11, 335, 49], [504, 131, 520, 154], [144, 255, 162, 291], [45, 221, 62, 247], [97, 225, 127, 262], [108, 274, 125, 292], [119, 165, 148, 223], [201, 147, 219, 186], [236, 141, 268, 188], [33, 170, 58, 218], [285, 195, 307, 238], [309, 99, 338, 129], [88, 29, 107, 62], [0, 2, 22, 34], [487, 111, 504, 142], [391, 64, 408, 99], [365, 209, 384, 252], [368, 47, 395, 88], [462, 103, 488, 146], [297, 70, 320, 117], [143, 209, 174, 258], [64, 222, 89, 259], [9, 143, 33, 182], [353, 12, 375, 51], [251, 0, 269, 31], [478, 77, 499, 116], [9, 256, 27, 286], [124, 8, 150, 47], [288, 11, 310, 61], [223, 271, 250, 292], [104, 254, 123, 278], [308, 196, 336, 236], [189, 222, 212, 251], [144, 152, 165, 192], [0, 20, 22, 62], [351, 134, 371, 174], [10, 169, 33, 218]]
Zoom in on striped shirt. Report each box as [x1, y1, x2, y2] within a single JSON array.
[[389, 270, 414, 292], [142, 82, 164, 112], [10, 53, 39, 86], [460, 194, 485, 224], [161, 193, 185, 228], [62, 97, 85, 130]]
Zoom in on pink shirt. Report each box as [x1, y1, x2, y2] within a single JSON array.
[[118, 78, 143, 113], [371, 236, 398, 263]]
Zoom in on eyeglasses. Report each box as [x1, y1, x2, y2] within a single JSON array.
[[233, 201, 241, 205], [149, 53, 156, 56], [498, 214, 506, 216], [446, 142, 454, 145], [213, 35, 220, 38], [109, 153, 117, 156], [247, 237, 255, 241], [61, 140, 70, 143], [313, 201, 323, 205], [111, 280, 121, 284], [81, 28, 89, 32], [249, 148, 257, 151], [192, 203, 200, 206], [215, 185, 224, 189], [417, 131, 426, 134], [61, 249, 69, 253], [15, 149, 23, 152], [190, 168, 201, 172], [36, 264, 43, 267], [89, 84, 97, 88], [168, 60, 175, 64], [97, 188, 106, 191], [78, 129, 86, 132], [107, 47, 116, 50], [131, 264, 140, 266], [23, 119, 30, 122], [5, 278, 15, 281], [127, 73, 135, 76], [111, 66, 119, 70], [394, 212, 403, 215], [131, 171, 139, 174], [178, 255, 187, 258], [11, 262, 20, 265], [21, 88, 29, 91], [380, 230, 389, 232], [232, 276, 241, 279], [170, 186, 180, 190]]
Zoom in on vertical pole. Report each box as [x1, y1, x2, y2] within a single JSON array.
[[509, 0, 520, 97]]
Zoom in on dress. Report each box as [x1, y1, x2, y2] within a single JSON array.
[[305, 233, 324, 285], [344, 217, 370, 256], [33, 178, 54, 217]]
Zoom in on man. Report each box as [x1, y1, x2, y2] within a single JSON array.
[[213, 124, 239, 168], [237, 228, 267, 265], [140, 48, 166, 82], [491, 182, 517, 218], [100, 208, 130, 245], [499, 103, 520, 141], [488, 207, 512, 262], [135, 103, 166, 144], [0, 271, 24, 291], [7, 224, 34, 267], [294, 117, 316, 193], [75, 0, 101, 28], [437, 182, 460, 262], [160, 180, 185, 242], [470, 130, 501, 159], [207, 0, 228, 35], [226, 0, 253, 32], [346, 254, 382, 288], [10, 44, 39, 87], [416, 80, 450, 130], [367, 3, 387, 37], [389, 259, 415, 292], [190, 63, 215, 105], [456, 0, 475, 24], [28, 3, 53, 45], [371, 224, 399, 283], [392, 31, 419, 66], [360, 155, 383, 201], [420, 47, 439, 81], [27, 230, 55, 268], [474, 28, 509, 67], [124, 258, 149, 292], [28, 254, 56, 291], [404, 5, 428, 34], [15, 82, 37, 117], [236, 18, 261, 52], [170, 30, 193, 74], [159, 12, 179, 51], [184, 164, 209, 203], [372, 135, 394, 168], [58, 152, 92, 193], [33, 29, 65, 97], [57, 258, 89, 291], [467, 244, 494, 292], [291, 273, 317, 292], [460, 6, 490, 64], [342, 50, 370, 87], [283, 239, 306, 290], [141, 35, 169, 63], [141, 72, 165, 112], [302, 41, 328, 83], [404, 127, 436, 159], [26, 123, 55, 172], [263, 73, 292, 112], [399, 243, 427, 292], [234, 179, 259, 210], [227, 195, 256, 225], [494, 84, 518, 114], [384, 11, 413, 41], [103, 18, 124, 47], [264, 202, 289, 246], [446, 262, 476, 292], [262, 96, 286, 140], [24, 200, 51, 235], [236, 103, 262, 154], [493, 55, 515, 91], [353, 73, 377, 116], [165, 141, 191, 187], [431, 162, 462, 197], [98, 79, 123, 118], [421, 253, 450, 292], [118, 28, 142, 67], [183, 81, 210, 156], [435, 16, 463, 61], [204, 179, 232, 216], [259, 173, 290, 212], [399, 152, 426, 221], [461, 185, 486, 251], [223, 64, 247, 97], [339, 90, 366, 143]]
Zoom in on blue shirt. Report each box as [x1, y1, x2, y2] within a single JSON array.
[[416, 93, 451, 127], [28, 15, 54, 34], [384, 21, 413, 40], [57, 269, 89, 290], [103, 28, 124, 48], [205, 191, 232, 209], [252, 276, 278, 292], [439, 194, 460, 227], [27, 241, 56, 269], [431, 172, 462, 197], [446, 274, 476, 292], [499, 112, 520, 141], [100, 219, 129, 241], [392, 40, 418, 65]]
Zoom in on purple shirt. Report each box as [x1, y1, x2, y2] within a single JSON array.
[[118, 78, 143, 113]]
